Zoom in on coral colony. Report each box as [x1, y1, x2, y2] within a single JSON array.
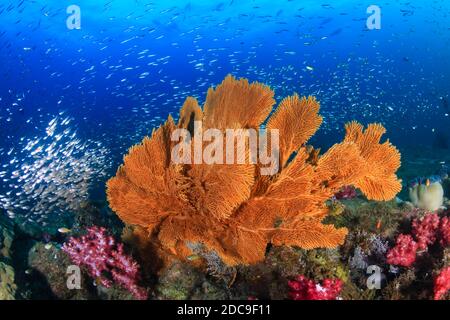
[[170, 120, 280, 175], [288, 275, 343, 300], [107, 75, 401, 266], [386, 212, 450, 300], [1, 0, 449, 304], [434, 267, 450, 300], [62, 226, 147, 300], [387, 213, 449, 268], [386, 234, 418, 267], [3, 75, 450, 301]]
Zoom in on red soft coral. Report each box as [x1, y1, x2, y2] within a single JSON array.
[[387, 213, 450, 268], [439, 217, 450, 247], [288, 275, 343, 300], [412, 213, 440, 250], [62, 226, 147, 300], [434, 266, 450, 300], [386, 234, 418, 267]]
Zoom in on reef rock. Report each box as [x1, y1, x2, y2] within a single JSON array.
[[0, 261, 16, 300], [156, 260, 228, 300], [0, 213, 14, 259], [27, 242, 94, 299], [0, 214, 16, 300]]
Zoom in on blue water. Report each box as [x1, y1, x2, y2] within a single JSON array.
[[0, 0, 449, 225]]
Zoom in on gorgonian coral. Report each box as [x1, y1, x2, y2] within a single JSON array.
[[107, 75, 401, 266]]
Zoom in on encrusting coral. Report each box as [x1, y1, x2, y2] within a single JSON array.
[[107, 75, 402, 266]]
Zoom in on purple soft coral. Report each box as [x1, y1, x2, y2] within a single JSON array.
[[62, 226, 147, 300], [333, 185, 357, 200]]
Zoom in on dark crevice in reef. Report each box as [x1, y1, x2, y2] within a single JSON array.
[[10, 231, 56, 299]]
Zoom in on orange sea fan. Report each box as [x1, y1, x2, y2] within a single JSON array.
[[267, 95, 323, 167], [107, 74, 402, 266], [202, 75, 275, 130]]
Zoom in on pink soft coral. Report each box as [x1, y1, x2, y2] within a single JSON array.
[[439, 217, 450, 247], [434, 266, 450, 300], [386, 234, 418, 267], [412, 213, 440, 250], [334, 185, 357, 200], [387, 213, 450, 268], [288, 275, 343, 300], [62, 226, 147, 300]]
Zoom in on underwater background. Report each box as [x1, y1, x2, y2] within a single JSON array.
[[0, 0, 450, 301]]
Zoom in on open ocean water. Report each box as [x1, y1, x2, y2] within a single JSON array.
[[0, 0, 449, 302]]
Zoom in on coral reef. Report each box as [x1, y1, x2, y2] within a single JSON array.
[[288, 275, 343, 300], [107, 75, 401, 266], [386, 234, 418, 267], [0, 214, 16, 300], [155, 261, 228, 300], [1, 194, 446, 300], [434, 266, 450, 300], [412, 213, 440, 250], [13, 236, 142, 300], [62, 226, 147, 300], [439, 217, 450, 246], [0, 262, 16, 300], [27, 242, 94, 299], [323, 196, 450, 300], [186, 242, 237, 287], [0, 214, 14, 260], [328, 198, 407, 238], [379, 208, 450, 300], [71, 201, 124, 237], [387, 213, 449, 267]]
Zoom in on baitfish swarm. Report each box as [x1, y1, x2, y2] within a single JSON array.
[[0, 115, 110, 225]]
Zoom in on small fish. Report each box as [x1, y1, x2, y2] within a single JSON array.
[[187, 254, 201, 261], [44, 243, 52, 250], [376, 219, 382, 230], [58, 227, 72, 234]]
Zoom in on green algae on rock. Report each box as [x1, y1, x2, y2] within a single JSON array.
[[0, 214, 16, 300], [0, 261, 16, 300]]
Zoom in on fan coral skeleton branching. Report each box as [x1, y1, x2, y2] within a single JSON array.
[[107, 75, 401, 266]]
